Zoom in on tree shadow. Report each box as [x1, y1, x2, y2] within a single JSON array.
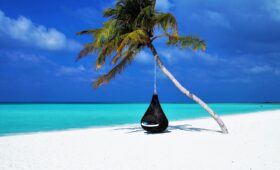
[[113, 126, 172, 134], [169, 124, 222, 133], [114, 126, 144, 134], [113, 124, 222, 134]]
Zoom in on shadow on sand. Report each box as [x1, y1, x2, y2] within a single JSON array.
[[113, 124, 222, 134]]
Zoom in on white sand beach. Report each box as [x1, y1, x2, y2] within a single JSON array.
[[0, 110, 280, 170]]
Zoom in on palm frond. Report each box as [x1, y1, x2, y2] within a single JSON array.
[[116, 29, 149, 53], [154, 12, 178, 35], [134, 5, 155, 31], [76, 29, 100, 35], [76, 43, 100, 61], [95, 46, 112, 69], [103, 8, 117, 17], [167, 35, 206, 51], [94, 48, 140, 88], [76, 20, 118, 61], [93, 20, 117, 46], [111, 51, 127, 65], [111, 44, 140, 64]]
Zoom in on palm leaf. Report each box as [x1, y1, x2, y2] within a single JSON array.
[[111, 51, 127, 65], [76, 43, 100, 61], [76, 20, 118, 61], [134, 5, 155, 31], [76, 29, 100, 35], [116, 29, 149, 53], [103, 8, 117, 17], [94, 48, 140, 88], [167, 35, 206, 51], [95, 40, 118, 69], [154, 12, 178, 35]]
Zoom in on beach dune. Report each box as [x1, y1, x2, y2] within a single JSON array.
[[0, 110, 280, 170]]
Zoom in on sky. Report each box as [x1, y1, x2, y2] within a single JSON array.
[[0, 0, 280, 103]]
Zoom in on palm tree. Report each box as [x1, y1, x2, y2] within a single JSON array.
[[76, 0, 228, 134]]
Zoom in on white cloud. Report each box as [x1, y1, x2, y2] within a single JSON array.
[[245, 65, 280, 76], [56, 65, 86, 76], [227, 56, 280, 76], [0, 10, 81, 52], [4, 51, 46, 64], [156, 0, 173, 11], [136, 51, 153, 64], [159, 48, 186, 63], [56, 64, 108, 82], [243, 63, 280, 76], [1, 51, 56, 66], [158, 48, 220, 64], [248, 65, 273, 74], [191, 10, 231, 29], [275, 69, 280, 75], [267, 0, 280, 21], [194, 51, 220, 63]]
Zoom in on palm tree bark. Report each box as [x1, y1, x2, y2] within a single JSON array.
[[148, 43, 229, 134]]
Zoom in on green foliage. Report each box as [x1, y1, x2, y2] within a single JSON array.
[[167, 34, 206, 51], [154, 13, 178, 35], [77, 0, 206, 88], [94, 46, 143, 88]]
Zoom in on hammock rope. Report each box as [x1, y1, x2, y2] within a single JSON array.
[[154, 56, 157, 94]]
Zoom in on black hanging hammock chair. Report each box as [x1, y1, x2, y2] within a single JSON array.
[[140, 56, 169, 133], [141, 94, 169, 133]]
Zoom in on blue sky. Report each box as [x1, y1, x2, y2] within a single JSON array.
[[0, 0, 280, 103]]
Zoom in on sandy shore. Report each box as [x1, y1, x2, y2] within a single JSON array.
[[0, 110, 280, 170]]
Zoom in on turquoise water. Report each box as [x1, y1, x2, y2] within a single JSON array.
[[0, 103, 280, 136]]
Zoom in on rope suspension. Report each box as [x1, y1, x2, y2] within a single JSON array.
[[154, 56, 157, 94]]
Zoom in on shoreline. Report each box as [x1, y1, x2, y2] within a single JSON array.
[[1, 110, 280, 170], [0, 109, 280, 139], [1, 109, 279, 137]]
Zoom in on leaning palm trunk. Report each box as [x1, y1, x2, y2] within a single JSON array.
[[148, 43, 228, 134]]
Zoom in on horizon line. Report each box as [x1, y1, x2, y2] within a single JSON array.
[[0, 101, 279, 104]]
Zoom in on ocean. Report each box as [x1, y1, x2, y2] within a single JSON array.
[[0, 103, 280, 136]]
